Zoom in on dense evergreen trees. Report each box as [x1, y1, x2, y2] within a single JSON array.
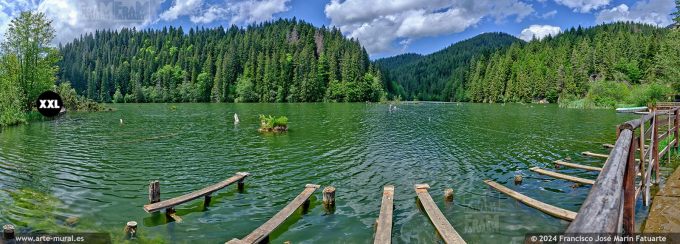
[[376, 33, 522, 101], [466, 22, 679, 105], [58, 19, 385, 103]]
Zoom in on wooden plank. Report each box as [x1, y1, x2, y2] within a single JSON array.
[[414, 184, 466, 244], [582, 151, 608, 158], [565, 129, 632, 234], [374, 185, 394, 244], [604, 143, 647, 149], [484, 180, 576, 221], [582, 151, 639, 162], [530, 167, 595, 185], [554, 160, 602, 171], [143, 172, 250, 213], [237, 184, 320, 244]]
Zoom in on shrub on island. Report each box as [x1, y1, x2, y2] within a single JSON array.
[[259, 115, 288, 132]]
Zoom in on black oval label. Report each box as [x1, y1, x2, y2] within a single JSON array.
[[36, 91, 64, 117]]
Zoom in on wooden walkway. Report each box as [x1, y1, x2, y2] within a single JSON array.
[[227, 184, 320, 244], [644, 166, 680, 234], [374, 185, 394, 244], [414, 184, 466, 244], [144, 172, 250, 213], [484, 180, 576, 221]]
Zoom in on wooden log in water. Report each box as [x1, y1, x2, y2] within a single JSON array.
[[530, 167, 595, 185], [582, 151, 609, 158], [582, 151, 639, 162], [414, 184, 466, 244], [374, 185, 394, 244], [554, 160, 602, 171], [144, 172, 250, 213], [484, 180, 577, 221], [232, 184, 320, 244]]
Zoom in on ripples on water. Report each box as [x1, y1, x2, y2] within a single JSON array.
[[0, 103, 637, 243]]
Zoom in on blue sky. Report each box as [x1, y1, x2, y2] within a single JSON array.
[[1, 0, 678, 58]]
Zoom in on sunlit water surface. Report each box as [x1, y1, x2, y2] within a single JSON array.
[[0, 103, 640, 243]]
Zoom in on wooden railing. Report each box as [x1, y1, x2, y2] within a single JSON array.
[[565, 107, 680, 234]]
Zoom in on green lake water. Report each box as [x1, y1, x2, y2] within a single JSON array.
[[0, 103, 640, 243]]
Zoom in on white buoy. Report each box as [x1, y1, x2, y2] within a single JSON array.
[[234, 113, 240, 124], [120, 119, 123, 124]]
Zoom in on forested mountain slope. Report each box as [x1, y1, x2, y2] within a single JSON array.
[[58, 19, 385, 103], [376, 33, 522, 101], [466, 22, 679, 105]]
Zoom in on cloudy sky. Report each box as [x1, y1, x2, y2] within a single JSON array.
[[0, 0, 677, 58]]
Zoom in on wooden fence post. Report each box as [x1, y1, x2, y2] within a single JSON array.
[[622, 137, 637, 235], [640, 119, 648, 206], [675, 109, 679, 150], [652, 111, 660, 184], [149, 181, 160, 204]]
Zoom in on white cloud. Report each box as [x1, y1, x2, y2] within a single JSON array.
[[160, 0, 203, 21], [324, 0, 534, 55], [519, 24, 561, 41], [0, 0, 289, 45], [554, 0, 610, 13], [541, 10, 557, 18], [0, 0, 161, 45], [596, 0, 675, 27], [168, 0, 290, 25]]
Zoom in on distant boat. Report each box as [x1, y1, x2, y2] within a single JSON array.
[[616, 106, 647, 113]]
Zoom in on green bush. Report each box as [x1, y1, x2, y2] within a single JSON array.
[[259, 115, 288, 129], [627, 83, 672, 106], [586, 80, 630, 108]]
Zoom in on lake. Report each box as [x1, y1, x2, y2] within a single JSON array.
[[0, 103, 638, 243]]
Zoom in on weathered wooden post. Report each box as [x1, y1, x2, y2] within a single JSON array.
[[149, 180, 160, 204], [675, 109, 680, 150], [514, 175, 523, 185], [204, 194, 212, 207], [3, 224, 15, 241], [622, 135, 638, 234], [444, 188, 454, 202], [652, 110, 660, 184], [124, 221, 137, 239], [236, 172, 249, 193], [640, 119, 648, 206], [322, 186, 336, 206], [322, 186, 336, 214], [166, 208, 182, 223]]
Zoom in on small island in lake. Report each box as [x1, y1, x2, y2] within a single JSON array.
[[259, 115, 288, 133]]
